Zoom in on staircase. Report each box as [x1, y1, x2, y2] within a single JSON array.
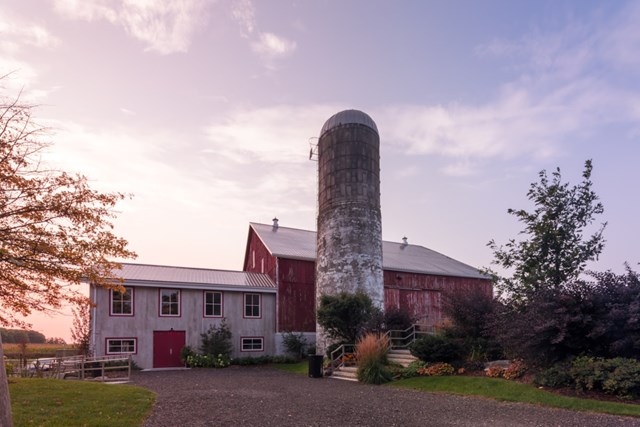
[[330, 365, 358, 381], [326, 325, 428, 381], [387, 349, 417, 367]]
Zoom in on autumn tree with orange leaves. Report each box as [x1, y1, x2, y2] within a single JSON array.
[[0, 85, 136, 426]]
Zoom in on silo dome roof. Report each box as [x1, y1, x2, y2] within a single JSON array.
[[320, 109, 378, 137]]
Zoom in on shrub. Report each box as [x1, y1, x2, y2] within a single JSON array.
[[402, 360, 429, 378], [503, 359, 527, 380], [180, 345, 195, 364], [317, 291, 380, 344], [420, 363, 455, 376], [601, 358, 640, 398], [200, 319, 233, 360], [534, 363, 573, 388], [409, 334, 463, 363], [383, 307, 415, 331], [282, 332, 307, 360], [570, 356, 640, 399], [485, 366, 505, 378], [355, 333, 392, 385], [186, 353, 230, 368]]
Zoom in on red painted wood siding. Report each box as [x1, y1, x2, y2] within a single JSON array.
[[278, 258, 316, 333], [243, 228, 315, 332], [243, 228, 277, 281], [242, 227, 493, 333], [383, 269, 492, 330]]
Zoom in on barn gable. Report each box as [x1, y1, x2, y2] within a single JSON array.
[[244, 222, 491, 333]]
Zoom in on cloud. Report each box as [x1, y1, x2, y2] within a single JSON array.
[[0, 11, 60, 50], [230, 0, 296, 64], [251, 32, 296, 58], [53, 0, 213, 54], [379, 3, 640, 176], [0, 8, 60, 100], [204, 104, 337, 164], [230, 0, 255, 38]]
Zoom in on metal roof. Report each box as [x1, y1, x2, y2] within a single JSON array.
[[111, 263, 276, 291], [250, 223, 488, 280], [319, 109, 378, 137]]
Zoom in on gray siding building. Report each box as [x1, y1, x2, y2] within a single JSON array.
[[90, 263, 277, 369]]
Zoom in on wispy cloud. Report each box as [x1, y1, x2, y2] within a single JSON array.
[[53, 0, 213, 54], [230, 0, 296, 64], [0, 8, 60, 99], [251, 32, 296, 58], [380, 3, 640, 176]]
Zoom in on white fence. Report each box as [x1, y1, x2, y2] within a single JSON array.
[[5, 354, 132, 382]]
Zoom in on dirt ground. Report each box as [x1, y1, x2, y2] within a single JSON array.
[[132, 366, 640, 427]]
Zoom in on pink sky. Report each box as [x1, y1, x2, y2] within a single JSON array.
[[2, 0, 639, 342]]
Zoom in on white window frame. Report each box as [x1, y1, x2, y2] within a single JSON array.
[[160, 289, 181, 317], [106, 338, 137, 354], [241, 337, 264, 352], [204, 291, 223, 317], [110, 286, 134, 316], [244, 293, 261, 318]]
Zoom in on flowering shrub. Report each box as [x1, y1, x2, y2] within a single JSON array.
[[503, 359, 527, 380], [186, 353, 231, 368], [418, 362, 454, 376], [485, 366, 505, 378]]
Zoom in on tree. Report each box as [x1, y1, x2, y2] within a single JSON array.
[[487, 160, 606, 302], [316, 291, 379, 344], [0, 86, 135, 426], [71, 299, 92, 356], [0, 90, 136, 323]]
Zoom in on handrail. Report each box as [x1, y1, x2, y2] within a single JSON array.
[[329, 343, 355, 374], [385, 323, 435, 349]]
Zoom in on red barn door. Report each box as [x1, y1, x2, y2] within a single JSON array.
[[153, 330, 185, 368]]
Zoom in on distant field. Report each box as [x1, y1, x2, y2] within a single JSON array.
[[2, 343, 78, 358]]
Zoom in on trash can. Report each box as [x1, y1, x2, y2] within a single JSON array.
[[308, 355, 323, 378]]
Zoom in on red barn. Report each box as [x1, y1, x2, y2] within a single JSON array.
[[243, 221, 491, 350]]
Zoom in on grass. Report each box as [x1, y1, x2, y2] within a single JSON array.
[[3, 343, 77, 358], [9, 378, 155, 426], [392, 376, 640, 418], [271, 361, 308, 375]]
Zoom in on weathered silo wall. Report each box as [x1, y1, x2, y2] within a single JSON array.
[[315, 109, 384, 352]]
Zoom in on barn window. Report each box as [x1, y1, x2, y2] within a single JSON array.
[[241, 337, 263, 352], [106, 338, 137, 354], [204, 291, 223, 317], [244, 293, 261, 318], [160, 289, 180, 317], [110, 287, 133, 316], [261, 258, 264, 273]]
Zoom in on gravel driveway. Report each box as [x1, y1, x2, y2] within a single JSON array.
[[132, 367, 640, 427]]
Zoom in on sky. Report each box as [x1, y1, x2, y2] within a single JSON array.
[[1, 0, 639, 342]]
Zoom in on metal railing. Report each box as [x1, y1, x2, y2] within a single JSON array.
[[385, 324, 435, 350], [328, 343, 355, 374]]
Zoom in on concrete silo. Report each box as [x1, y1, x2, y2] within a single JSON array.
[[315, 109, 384, 352]]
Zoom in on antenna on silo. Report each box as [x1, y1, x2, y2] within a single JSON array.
[[308, 137, 318, 161]]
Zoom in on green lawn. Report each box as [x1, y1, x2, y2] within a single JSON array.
[[9, 378, 155, 426], [271, 361, 308, 375], [392, 376, 640, 418]]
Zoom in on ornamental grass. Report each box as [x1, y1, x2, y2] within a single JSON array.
[[355, 333, 392, 385]]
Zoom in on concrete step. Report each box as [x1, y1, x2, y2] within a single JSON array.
[[330, 366, 358, 382], [388, 350, 418, 367]]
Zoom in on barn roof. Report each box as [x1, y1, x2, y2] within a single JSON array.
[[249, 222, 488, 280], [110, 263, 276, 292]]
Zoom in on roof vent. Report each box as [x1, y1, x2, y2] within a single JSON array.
[[401, 236, 408, 247], [272, 217, 279, 230]]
